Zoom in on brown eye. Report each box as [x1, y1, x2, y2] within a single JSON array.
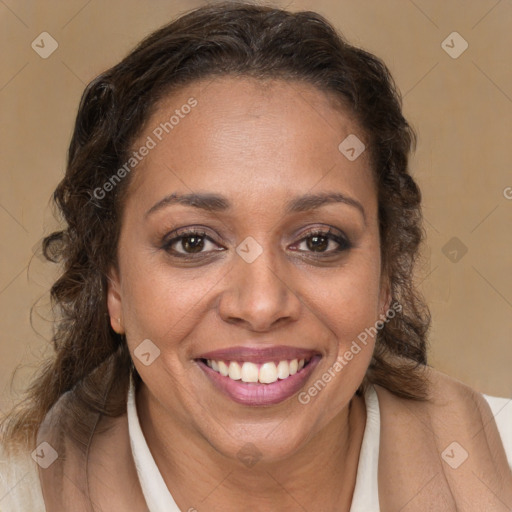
[[293, 229, 351, 254], [180, 234, 206, 253], [162, 230, 220, 257], [306, 234, 329, 252]]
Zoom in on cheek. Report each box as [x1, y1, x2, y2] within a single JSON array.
[[118, 253, 223, 349], [300, 256, 382, 408], [306, 254, 383, 345]]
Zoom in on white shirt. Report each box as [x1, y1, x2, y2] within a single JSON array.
[[127, 382, 512, 512]]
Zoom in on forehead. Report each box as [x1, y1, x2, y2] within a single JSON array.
[[125, 76, 376, 219]]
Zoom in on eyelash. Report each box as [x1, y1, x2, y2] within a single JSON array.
[[161, 227, 352, 259]]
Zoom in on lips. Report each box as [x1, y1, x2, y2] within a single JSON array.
[[194, 345, 322, 406], [196, 345, 320, 364]]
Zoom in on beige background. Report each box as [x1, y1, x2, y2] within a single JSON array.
[[1, 0, 511, 415]]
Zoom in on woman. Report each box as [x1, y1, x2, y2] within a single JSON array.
[[1, 2, 511, 511]]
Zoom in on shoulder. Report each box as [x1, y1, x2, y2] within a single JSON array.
[[375, 361, 512, 470], [423, 364, 511, 455], [0, 389, 83, 512], [0, 442, 46, 511]]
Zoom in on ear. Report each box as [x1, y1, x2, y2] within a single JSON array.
[[107, 266, 124, 334]]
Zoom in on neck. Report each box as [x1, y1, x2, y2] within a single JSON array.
[[137, 384, 366, 512]]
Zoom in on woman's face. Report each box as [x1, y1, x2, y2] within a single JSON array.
[[108, 76, 390, 461]]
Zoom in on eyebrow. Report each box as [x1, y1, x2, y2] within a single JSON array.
[[145, 191, 366, 224]]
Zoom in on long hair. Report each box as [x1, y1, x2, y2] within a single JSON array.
[[2, 1, 431, 450]]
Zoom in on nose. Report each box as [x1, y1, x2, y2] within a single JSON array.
[[218, 245, 302, 332]]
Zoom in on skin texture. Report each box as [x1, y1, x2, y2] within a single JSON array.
[[107, 76, 391, 511]]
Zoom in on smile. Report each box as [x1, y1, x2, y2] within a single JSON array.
[[195, 346, 322, 406], [203, 358, 308, 384]]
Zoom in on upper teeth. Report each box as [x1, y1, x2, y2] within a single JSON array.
[[206, 359, 306, 384]]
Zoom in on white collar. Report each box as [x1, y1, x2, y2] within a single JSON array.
[[350, 384, 380, 511], [127, 378, 380, 511], [127, 379, 182, 511]]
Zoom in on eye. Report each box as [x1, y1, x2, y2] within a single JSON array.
[[291, 228, 351, 254], [161, 226, 351, 259], [162, 229, 222, 257]]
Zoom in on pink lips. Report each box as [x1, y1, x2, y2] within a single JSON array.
[[197, 345, 319, 364], [195, 345, 322, 406]]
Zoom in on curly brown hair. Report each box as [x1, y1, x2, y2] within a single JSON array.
[[2, 0, 431, 449]]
